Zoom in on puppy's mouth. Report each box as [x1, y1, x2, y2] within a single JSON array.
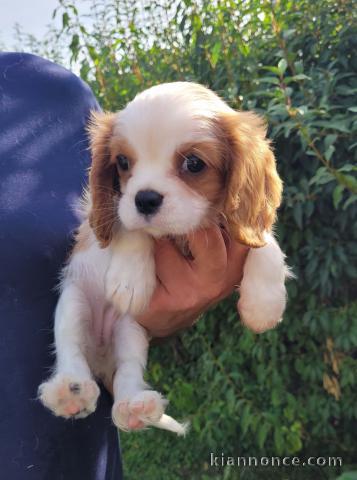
[[134, 214, 164, 237], [119, 208, 189, 238], [129, 215, 174, 238], [118, 187, 210, 237]]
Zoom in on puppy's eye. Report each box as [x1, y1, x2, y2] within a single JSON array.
[[182, 154, 206, 174], [116, 154, 130, 171]]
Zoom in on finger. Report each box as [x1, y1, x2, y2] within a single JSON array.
[[224, 240, 250, 291], [154, 238, 195, 289], [144, 310, 201, 338], [227, 238, 250, 264], [136, 285, 167, 328], [187, 226, 227, 278]]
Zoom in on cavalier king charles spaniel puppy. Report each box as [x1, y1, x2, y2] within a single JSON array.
[[39, 82, 289, 435]]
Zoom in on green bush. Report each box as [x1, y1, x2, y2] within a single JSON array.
[[14, 0, 357, 478]]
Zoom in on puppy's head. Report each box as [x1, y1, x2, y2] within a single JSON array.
[[88, 82, 282, 248]]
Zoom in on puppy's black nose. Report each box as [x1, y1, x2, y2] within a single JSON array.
[[135, 190, 163, 215]]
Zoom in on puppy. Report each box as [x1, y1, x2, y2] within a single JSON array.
[[38, 82, 289, 434]]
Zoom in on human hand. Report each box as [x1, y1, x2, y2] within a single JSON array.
[[137, 225, 249, 338]]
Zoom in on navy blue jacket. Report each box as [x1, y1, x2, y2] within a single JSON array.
[[0, 52, 122, 480]]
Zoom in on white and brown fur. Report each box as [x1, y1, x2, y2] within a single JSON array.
[[38, 82, 289, 434]]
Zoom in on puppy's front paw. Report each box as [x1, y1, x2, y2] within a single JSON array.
[[106, 257, 156, 315], [38, 375, 100, 419], [112, 390, 168, 431]]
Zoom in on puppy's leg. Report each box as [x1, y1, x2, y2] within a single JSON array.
[[111, 314, 167, 429], [106, 231, 156, 315], [38, 283, 100, 419], [111, 315, 188, 435], [238, 233, 290, 333]]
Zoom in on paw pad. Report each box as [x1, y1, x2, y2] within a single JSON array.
[[112, 390, 167, 431], [39, 375, 100, 419]]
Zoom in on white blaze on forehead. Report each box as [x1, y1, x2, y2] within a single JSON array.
[[113, 82, 231, 166]]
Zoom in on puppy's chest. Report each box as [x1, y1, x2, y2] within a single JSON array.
[[79, 233, 191, 347]]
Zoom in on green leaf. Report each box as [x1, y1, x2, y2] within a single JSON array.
[[258, 76, 280, 85], [294, 60, 304, 73], [336, 473, 357, 480], [69, 4, 78, 15], [325, 145, 335, 161], [240, 404, 252, 436], [271, 389, 281, 407], [336, 86, 357, 96], [338, 164, 357, 173], [324, 133, 338, 150], [296, 105, 308, 115], [312, 120, 350, 133], [210, 42, 221, 68], [310, 166, 335, 186], [274, 427, 284, 454], [268, 104, 288, 116], [70, 34, 80, 52], [333, 185, 344, 208], [348, 107, 357, 112], [336, 173, 357, 193], [62, 12, 69, 28], [278, 58, 288, 75], [257, 423, 271, 449], [293, 203, 303, 229], [286, 74, 311, 83], [291, 231, 301, 250], [343, 194, 357, 209], [261, 66, 280, 75], [282, 29, 296, 40]]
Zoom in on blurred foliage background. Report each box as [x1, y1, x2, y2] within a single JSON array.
[[10, 0, 357, 478]]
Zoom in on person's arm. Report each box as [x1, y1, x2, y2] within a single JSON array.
[[137, 225, 249, 337]]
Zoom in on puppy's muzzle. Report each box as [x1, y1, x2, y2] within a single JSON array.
[[135, 190, 163, 215]]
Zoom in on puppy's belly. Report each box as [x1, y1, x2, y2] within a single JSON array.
[[81, 285, 119, 384], [90, 301, 119, 347], [87, 341, 116, 391]]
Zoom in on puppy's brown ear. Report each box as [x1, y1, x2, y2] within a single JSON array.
[[87, 111, 117, 248], [220, 111, 282, 248]]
